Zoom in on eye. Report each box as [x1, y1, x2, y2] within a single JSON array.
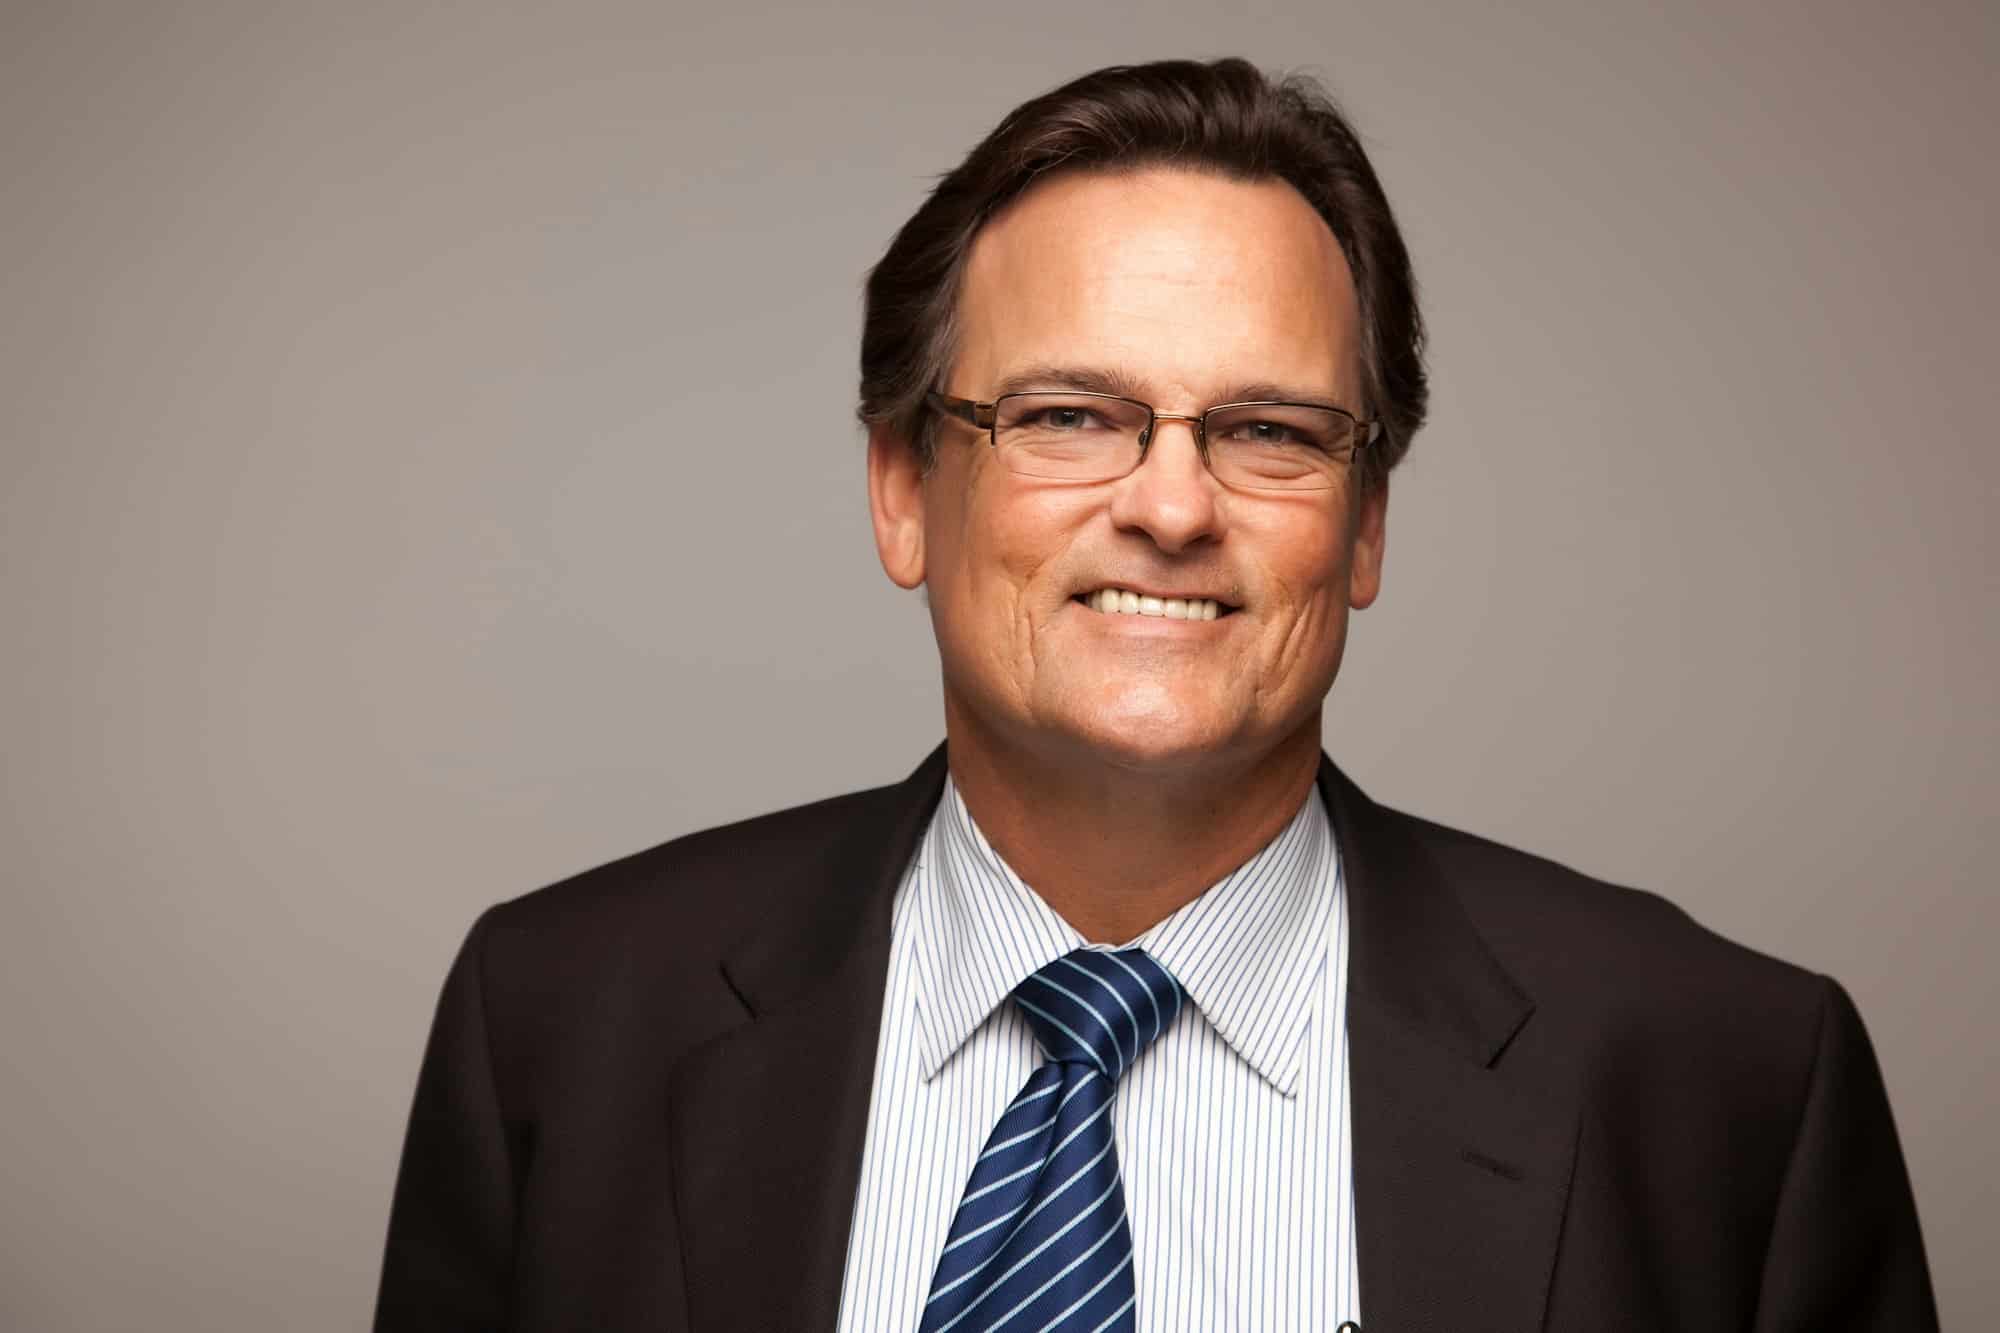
[[994, 393, 1146, 443], [1221, 418, 1325, 451], [1031, 406, 1101, 431]]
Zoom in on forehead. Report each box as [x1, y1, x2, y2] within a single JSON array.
[[954, 166, 1360, 400]]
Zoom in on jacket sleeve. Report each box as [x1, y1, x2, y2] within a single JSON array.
[[374, 909, 520, 1331], [1750, 976, 1938, 1331]]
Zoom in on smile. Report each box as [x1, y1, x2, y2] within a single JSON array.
[[1076, 587, 1232, 620]]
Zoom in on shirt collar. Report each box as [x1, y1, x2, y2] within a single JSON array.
[[908, 775, 1341, 1097]]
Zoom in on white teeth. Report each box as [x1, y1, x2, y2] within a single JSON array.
[[1084, 588, 1224, 620]]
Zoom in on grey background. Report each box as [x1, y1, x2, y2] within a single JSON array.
[[2, 1, 1992, 1327]]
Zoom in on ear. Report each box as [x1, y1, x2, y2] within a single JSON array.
[[867, 423, 927, 590], [1347, 475, 1388, 610]]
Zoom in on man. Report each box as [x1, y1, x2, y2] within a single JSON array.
[[374, 59, 1936, 1331]]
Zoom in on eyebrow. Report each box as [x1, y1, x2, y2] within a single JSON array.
[[989, 364, 1151, 399], [987, 364, 1353, 413]]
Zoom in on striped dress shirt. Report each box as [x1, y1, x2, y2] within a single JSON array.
[[834, 777, 1361, 1330]]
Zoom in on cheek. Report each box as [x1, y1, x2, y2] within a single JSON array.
[[968, 478, 1094, 595], [1249, 502, 1352, 609], [928, 475, 1087, 660], [1244, 505, 1356, 670], [925, 457, 1013, 586]]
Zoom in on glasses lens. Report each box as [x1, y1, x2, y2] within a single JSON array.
[[1203, 404, 1355, 490], [992, 393, 1149, 481]]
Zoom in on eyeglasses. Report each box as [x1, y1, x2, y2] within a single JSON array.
[[926, 389, 1380, 492]]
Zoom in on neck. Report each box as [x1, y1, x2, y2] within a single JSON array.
[[944, 707, 1324, 944]]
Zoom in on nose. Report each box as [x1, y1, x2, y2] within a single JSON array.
[[1105, 415, 1223, 554]]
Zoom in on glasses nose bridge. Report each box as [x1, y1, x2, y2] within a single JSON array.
[[1137, 409, 1211, 468]]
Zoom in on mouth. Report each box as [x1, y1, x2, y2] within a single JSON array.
[[1072, 586, 1239, 621]]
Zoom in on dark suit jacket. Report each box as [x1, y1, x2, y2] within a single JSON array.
[[375, 746, 1937, 1331]]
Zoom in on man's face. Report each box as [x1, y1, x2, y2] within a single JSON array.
[[869, 166, 1386, 777]]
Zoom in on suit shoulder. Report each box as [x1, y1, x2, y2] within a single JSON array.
[[1383, 805, 1826, 1028], [1378, 807, 1840, 1142], [481, 773, 915, 955]]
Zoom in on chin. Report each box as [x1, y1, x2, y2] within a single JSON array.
[[1047, 690, 1247, 772]]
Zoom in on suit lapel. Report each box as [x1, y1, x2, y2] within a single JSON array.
[[668, 747, 948, 1333], [1321, 758, 1578, 1332], [667, 749, 1575, 1332]]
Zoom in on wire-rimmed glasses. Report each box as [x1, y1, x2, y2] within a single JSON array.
[[926, 388, 1379, 491]]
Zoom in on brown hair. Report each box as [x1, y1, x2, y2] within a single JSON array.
[[857, 57, 1427, 489]]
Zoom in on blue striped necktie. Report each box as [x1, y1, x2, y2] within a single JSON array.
[[919, 947, 1185, 1333]]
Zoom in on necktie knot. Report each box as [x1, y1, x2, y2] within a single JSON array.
[[1012, 948, 1184, 1081]]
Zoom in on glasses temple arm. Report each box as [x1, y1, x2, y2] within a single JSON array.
[[925, 391, 995, 430]]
